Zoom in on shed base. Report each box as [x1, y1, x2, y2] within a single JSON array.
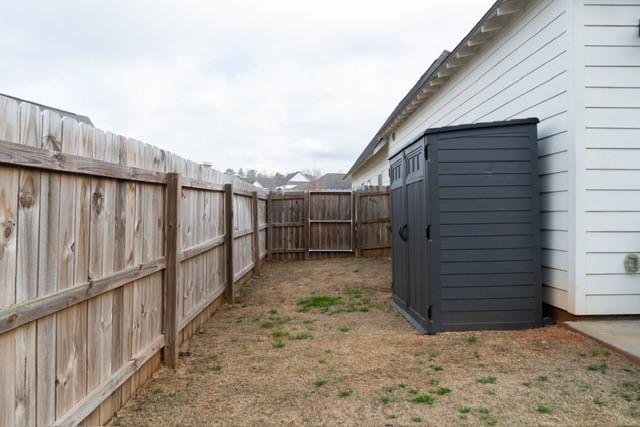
[[390, 299, 427, 334]]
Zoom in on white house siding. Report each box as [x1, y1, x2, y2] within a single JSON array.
[[577, 0, 640, 314], [387, 0, 573, 310], [352, 144, 391, 188]]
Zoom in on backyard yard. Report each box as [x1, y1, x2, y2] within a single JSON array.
[[115, 258, 640, 426]]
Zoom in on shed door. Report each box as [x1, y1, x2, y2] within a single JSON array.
[[389, 154, 408, 309], [404, 141, 429, 328]]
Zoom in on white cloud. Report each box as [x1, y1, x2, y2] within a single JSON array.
[[0, 0, 495, 173]]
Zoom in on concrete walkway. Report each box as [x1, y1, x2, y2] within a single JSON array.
[[565, 320, 640, 362]]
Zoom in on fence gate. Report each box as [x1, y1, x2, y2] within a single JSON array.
[[308, 190, 353, 253], [267, 189, 389, 260]]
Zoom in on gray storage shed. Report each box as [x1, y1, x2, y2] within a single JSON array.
[[389, 118, 542, 333]]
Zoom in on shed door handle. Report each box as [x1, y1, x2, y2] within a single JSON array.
[[399, 223, 408, 241]]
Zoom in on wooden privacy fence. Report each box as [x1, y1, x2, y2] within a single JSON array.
[[267, 189, 391, 260], [0, 96, 266, 427]]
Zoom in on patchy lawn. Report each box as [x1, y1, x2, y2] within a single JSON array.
[[115, 258, 640, 426]]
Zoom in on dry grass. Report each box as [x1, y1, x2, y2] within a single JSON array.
[[115, 258, 640, 426]]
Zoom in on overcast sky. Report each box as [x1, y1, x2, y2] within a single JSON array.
[[2, 0, 494, 175]]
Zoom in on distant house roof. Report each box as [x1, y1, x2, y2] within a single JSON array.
[[241, 171, 350, 191], [253, 176, 279, 189], [313, 173, 351, 190], [346, 50, 449, 176], [282, 171, 313, 183], [0, 93, 94, 126]]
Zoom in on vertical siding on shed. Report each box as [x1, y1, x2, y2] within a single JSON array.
[[577, 0, 640, 314], [390, 0, 572, 310]]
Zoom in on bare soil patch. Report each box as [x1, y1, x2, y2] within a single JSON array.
[[115, 258, 640, 426]]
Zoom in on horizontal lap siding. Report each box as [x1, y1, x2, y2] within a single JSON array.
[[436, 127, 540, 330], [390, 0, 570, 310], [351, 145, 390, 189], [581, 0, 640, 313]]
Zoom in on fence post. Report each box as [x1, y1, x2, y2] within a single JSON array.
[[353, 191, 360, 257], [164, 172, 180, 369], [224, 184, 235, 304], [251, 191, 260, 276], [303, 191, 310, 259], [266, 192, 272, 260]]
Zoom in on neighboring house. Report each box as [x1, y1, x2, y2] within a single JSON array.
[[275, 171, 314, 191], [246, 172, 351, 191], [0, 93, 93, 126], [250, 176, 278, 190], [296, 173, 352, 190], [346, 0, 640, 316]]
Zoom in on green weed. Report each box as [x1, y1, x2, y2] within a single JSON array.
[[294, 332, 312, 340], [587, 363, 608, 373], [478, 376, 497, 384], [315, 378, 327, 387], [432, 387, 451, 396], [536, 405, 552, 414], [339, 326, 350, 333], [412, 394, 434, 405], [297, 296, 342, 312], [338, 390, 353, 398], [379, 394, 393, 404], [459, 406, 472, 414]]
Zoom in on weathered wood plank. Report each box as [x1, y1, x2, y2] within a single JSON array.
[[52, 336, 164, 427], [56, 117, 87, 419], [0, 96, 20, 427], [181, 177, 224, 192], [0, 258, 166, 335], [233, 227, 254, 239], [0, 138, 167, 183], [179, 235, 225, 262], [178, 287, 225, 332], [36, 108, 62, 427], [15, 101, 40, 427]]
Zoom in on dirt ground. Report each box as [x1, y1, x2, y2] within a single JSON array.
[[115, 258, 640, 426]]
